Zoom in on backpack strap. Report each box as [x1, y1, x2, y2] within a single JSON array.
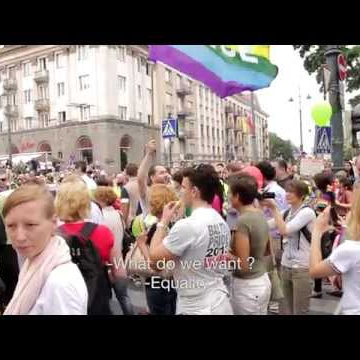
[[80, 222, 98, 241], [280, 208, 291, 251], [297, 206, 315, 249]]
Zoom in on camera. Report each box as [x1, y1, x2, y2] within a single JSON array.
[[256, 191, 275, 200]]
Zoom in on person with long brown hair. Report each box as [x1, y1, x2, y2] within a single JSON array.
[[310, 187, 360, 315]]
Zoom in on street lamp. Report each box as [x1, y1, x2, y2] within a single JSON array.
[[289, 90, 311, 154]]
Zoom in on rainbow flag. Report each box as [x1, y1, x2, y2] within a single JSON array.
[[149, 45, 278, 98]]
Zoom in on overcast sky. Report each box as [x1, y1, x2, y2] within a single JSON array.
[[256, 45, 352, 153]]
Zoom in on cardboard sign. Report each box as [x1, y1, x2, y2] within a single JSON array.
[[300, 158, 324, 177]]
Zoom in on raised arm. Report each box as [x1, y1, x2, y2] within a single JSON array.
[[138, 140, 156, 199]]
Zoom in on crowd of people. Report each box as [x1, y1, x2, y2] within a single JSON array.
[[0, 140, 360, 315]]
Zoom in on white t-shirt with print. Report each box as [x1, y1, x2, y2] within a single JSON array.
[[327, 240, 360, 315], [163, 207, 232, 315], [28, 262, 88, 315]]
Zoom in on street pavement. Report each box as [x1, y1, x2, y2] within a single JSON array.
[[110, 279, 340, 316]]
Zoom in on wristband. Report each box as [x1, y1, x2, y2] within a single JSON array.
[[157, 222, 169, 232]]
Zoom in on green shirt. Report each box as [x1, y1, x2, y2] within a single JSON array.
[[231, 210, 269, 280]]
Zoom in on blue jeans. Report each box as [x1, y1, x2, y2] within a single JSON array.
[[145, 277, 177, 315], [112, 278, 135, 315]]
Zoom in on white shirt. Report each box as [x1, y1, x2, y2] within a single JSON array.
[[327, 240, 360, 315], [163, 207, 231, 314], [28, 262, 88, 315], [268, 206, 316, 269], [102, 206, 124, 252], [90, 202, 104, 225], [81, 174, 97, 191]]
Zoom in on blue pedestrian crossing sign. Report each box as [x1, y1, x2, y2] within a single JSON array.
[[162, 118, 178, 139], [315, 126, 332, 154]]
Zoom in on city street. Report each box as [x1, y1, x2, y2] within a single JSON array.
[[110, 280, 340, 316]]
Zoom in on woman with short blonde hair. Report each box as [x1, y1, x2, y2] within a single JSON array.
[[55, 181, 91, 222], [3, 184, 88, 315], [56, 181, 126, 315]]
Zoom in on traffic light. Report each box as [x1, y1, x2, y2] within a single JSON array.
[[351, 104, 360, 148]]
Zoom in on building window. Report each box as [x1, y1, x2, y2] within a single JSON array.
[[138, 85, 141, 99], [58, 111, 66, 123], [147, 114, 152, 124], [146, 62, 151, 76], [80, 106, 90, 121], [206, 126, 209, 137], [0, 122, 3, 132], [77, 45, 89, 60], [187, 79, 192, 88], [119, 106, 127, 120], [187, 100, 192, 109], [11, 119, 18, 132], [57, 82, 65, 97], [176, 75, 181, 88], [177, 97, 182, 111], [40, 113, 50, 128], [137, 57, 142, 72], [201, 125, 204, 137], [138, 112, 142, 121], [23, 62, 31, 77], [8, 66, 16, 80], [38, 57, 47, 71], [117, 46, 126, 62], [24, 90, 32, 104], [165, 69, 171, 83], [118, 76, 126, 92], [25, 117, 33, 129], [147, 89, 152, 107], [165, 92, 172, 106], [6, 94, 16, 106], [55, 53, 64, 68], [79, 75, 90, 90], [38, 85, 48, 99]]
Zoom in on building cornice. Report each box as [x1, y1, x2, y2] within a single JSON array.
[[0, 118, 160, 138]]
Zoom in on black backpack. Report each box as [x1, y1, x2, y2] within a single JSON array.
[[281, 207, 313, 251], [58, 222, 112, 315], [281, 206, 340, 258]]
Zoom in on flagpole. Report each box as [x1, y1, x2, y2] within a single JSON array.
[[250, 91, 258, 163]]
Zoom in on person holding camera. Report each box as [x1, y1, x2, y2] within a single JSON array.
[[228, 175, 271, 315], [310, 200, 360, 315], [262, 180, 316, 315]]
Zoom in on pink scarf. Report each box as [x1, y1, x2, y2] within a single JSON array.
[[4, 235, 71, 315]]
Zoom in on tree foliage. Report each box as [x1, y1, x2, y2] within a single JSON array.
[[269, 132, 296, 162], [293, 45, 360, 106]]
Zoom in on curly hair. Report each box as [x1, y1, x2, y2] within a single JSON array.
[[93, 186, 118, 206], [55, 181, 90, 222], [148, 184, 178, 218]]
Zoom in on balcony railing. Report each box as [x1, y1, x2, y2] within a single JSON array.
[[176, 82, 193, 96], [35, 98, 50, 112], [177, 107, 193, 117], [4, 104, 18, 117], [34, 69, 49, 83], [3, 78, 17, 92]]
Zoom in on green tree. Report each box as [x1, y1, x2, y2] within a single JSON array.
[[269, 132, 296, 162], [293, 45, 360, 106]]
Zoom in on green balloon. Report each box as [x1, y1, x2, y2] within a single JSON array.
[[311, 102, 332, 127]]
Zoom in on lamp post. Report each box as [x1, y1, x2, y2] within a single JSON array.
[[289, 88, 311, 154]]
